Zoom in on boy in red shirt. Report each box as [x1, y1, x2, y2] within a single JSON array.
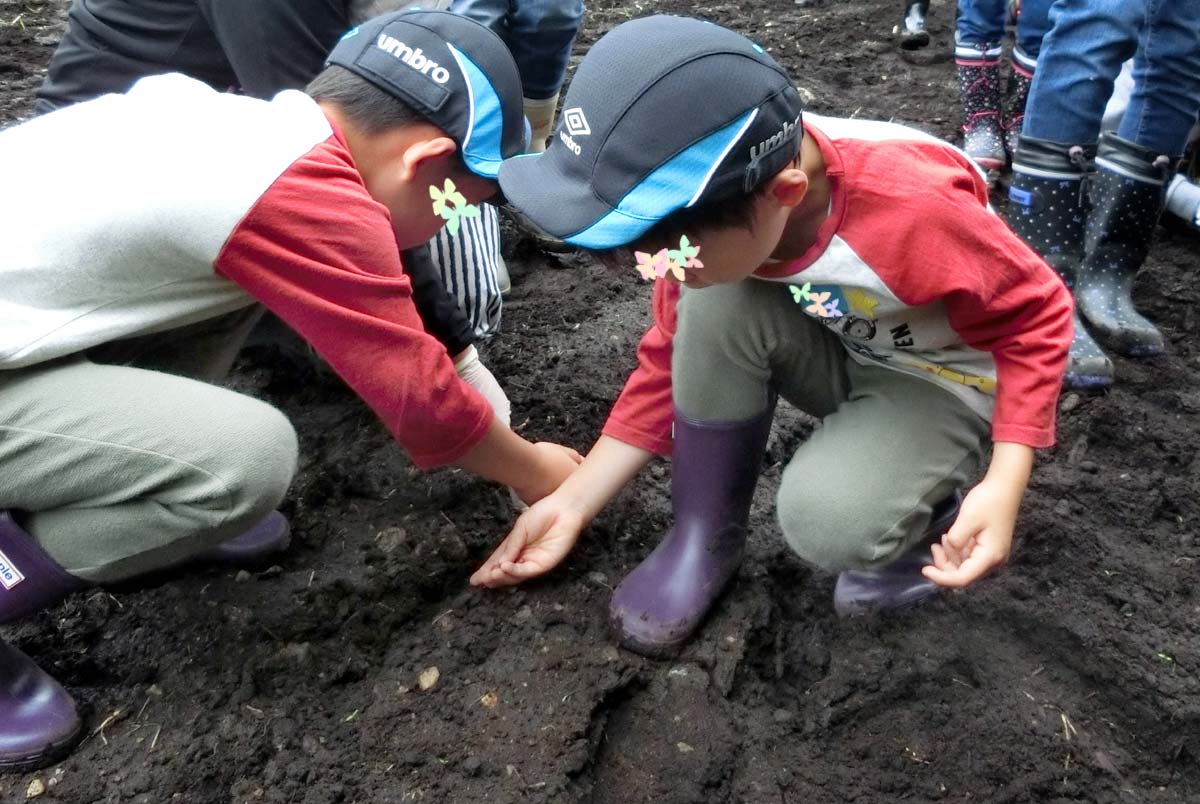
[[473, 15, 1072, 657], [0, 10, 579, 769]]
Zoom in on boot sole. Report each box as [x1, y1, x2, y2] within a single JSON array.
[[898, 32, 929, 50], [611, 621, 692, 659], [1064, 373, 1114, 391], [0, 720, 84, 774]]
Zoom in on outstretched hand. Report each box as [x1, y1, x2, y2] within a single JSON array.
[[922, 478, 1018, 588], [470, 493, 586, 588]]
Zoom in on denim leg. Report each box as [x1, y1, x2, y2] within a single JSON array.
[[449, 0, 511, 37], [507, 0, 584, 99], [1023, 0, 1142, 144], [1014, 0, 1053, 63], [955, 0, 1005, 48], [1118, 0, 1200, 156]]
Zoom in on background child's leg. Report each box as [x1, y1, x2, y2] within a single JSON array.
[[1004, 0, 1053, 156], [0, 359, 298, 584], [954, 0, 1007, 171], [673, 280, 851, 422], [1118, 0, 1200, 159], [506, 0, 584, 102], [776, 364, 989, 572], [1021, 0, 1139, 146]]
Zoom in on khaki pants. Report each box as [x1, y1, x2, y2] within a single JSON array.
[[674, 280, 990, 572], [0, 308, 298, 583]]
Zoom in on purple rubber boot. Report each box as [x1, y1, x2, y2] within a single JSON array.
[[833, 492, 962, 618], [609, 403, 775, 657], [197, 511, 291, 566], [0, 512, 87, 771]]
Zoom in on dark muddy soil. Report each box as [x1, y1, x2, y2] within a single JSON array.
[[2, 1, 1198, 802]]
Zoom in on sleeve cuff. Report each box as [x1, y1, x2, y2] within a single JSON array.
[[991, 422, 1055, 449], [404, 394, 495, 469], [602, 418, 673, 458]]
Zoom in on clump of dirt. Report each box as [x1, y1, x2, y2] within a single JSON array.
[[2, 1, 1198, 803]]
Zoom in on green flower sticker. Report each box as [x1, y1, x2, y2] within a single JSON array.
[[430, 179, 481, 236]]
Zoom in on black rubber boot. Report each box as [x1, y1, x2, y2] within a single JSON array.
[[896, 1, 930, 50], [1008, 134, 1114, 389], [1075, 132, 1174, 357]]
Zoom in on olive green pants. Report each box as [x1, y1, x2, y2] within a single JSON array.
[[0, 308, 298, 583], [674, 280, 990, 571]]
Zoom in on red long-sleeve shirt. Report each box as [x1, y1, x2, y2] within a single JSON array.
[[1, 73, 493, 468], [603, 115, 1074, 455]]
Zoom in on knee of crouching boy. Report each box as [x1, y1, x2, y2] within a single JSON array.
[[776, 488, 879, 572], [228, 402, 299, 522]]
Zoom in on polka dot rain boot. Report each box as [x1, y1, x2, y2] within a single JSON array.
[[1002, 49, 1034, 162], [1008, 134, 1115, 389], [955, 43, 1007, 176], [1075, 132, 1174, 357]]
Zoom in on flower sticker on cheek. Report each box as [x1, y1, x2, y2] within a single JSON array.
[[430, 179, 481, 236], [633, 236, 702, 282]]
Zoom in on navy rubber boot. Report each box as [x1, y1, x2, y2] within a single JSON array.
[[1075, 132, 1174, 357], [1008, 135, 1114, 389]]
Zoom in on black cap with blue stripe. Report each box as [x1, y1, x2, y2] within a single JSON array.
[[497, 15, 804, 248], [327, 9, 526, 179]]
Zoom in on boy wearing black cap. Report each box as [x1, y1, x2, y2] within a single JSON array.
[[472, 15, 1073, 656], [0, 10, 579, 770]]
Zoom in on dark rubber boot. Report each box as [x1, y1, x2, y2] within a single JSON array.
[[609, 403, 775, 657], [896, 1, 930, 50], [1008, 135, 1114, 389], [957, 55, 1006, 173], [1002, 56, 1033, 161], [197, 511, 291, 567], [0, 513, 86, 772], [833, 493, 961, 617], [1075, 132, 1173, 357]]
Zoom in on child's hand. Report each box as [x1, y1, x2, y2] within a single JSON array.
[[922, 479, 1016, 587], [922, 441, 1033, 588], [470, 493, 586, 587], [510, 442, 584, 505]]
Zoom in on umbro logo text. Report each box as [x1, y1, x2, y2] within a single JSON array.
[[376, 34, 450, 84], [749, 115, 800, 162]]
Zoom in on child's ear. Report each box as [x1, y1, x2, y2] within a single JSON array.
[[399, 135, 458, 183], [766, 167, 809, 209]]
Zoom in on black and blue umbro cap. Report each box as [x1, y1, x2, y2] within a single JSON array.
[[498, 15, 804, 248], [327, 9, 526, 179]]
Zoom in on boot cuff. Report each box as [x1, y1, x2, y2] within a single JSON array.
[[1096, 131, 1175, 184]]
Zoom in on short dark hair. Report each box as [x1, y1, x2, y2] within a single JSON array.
[[594, 147, 800, 270], [306, 65, 424, 135]]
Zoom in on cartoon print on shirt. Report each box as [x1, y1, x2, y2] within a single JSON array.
[[786, 283, 994, 394], [841, 316, 877, 340], [791, 284, 878, 339]]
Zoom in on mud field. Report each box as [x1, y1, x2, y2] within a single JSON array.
[[2, 1, 1199, 802]]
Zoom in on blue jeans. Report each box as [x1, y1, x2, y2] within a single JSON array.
[[1023, 0, 1200, 155], [451, 0, 584, 99], [956, 0, 1052, 66]]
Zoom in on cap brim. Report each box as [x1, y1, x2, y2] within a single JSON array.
[[498, 150, 653, 250]]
